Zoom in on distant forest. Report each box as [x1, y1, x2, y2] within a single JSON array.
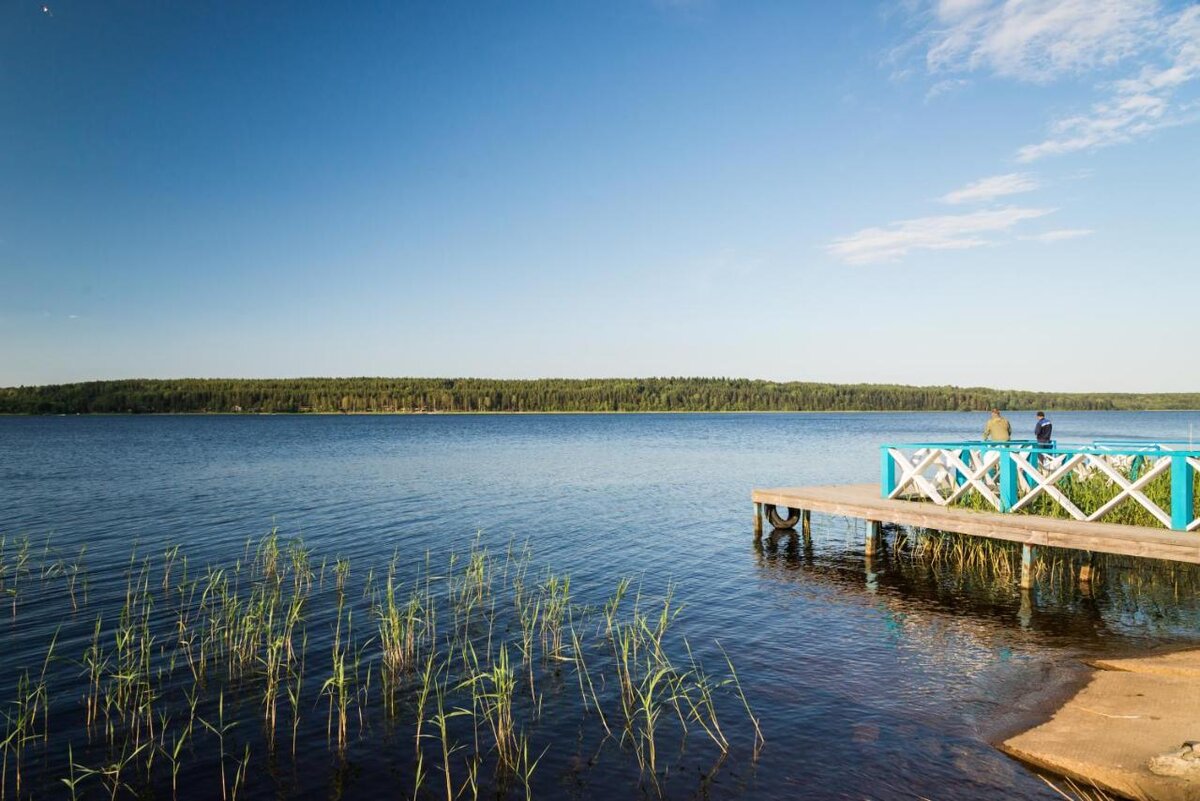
[[2, 378, 1198, 414]]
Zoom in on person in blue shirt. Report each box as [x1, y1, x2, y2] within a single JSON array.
[[1034, 411, 1053, 466]]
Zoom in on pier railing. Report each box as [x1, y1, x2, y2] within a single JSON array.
[[881, 441, 1200, 531]]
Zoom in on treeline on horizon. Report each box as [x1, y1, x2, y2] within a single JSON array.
[[2, 378, 1198, 414]]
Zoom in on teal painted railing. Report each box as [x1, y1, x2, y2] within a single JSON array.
[[1093, 439, 1199, 450], [880, 440, 1200, 531]]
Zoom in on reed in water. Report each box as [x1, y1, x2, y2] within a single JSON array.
[[0, 531, 763, 800]]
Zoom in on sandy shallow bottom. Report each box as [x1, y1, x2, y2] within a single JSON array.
[[1003, 650, 1200, 801]]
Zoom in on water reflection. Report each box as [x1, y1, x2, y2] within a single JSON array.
[[6, 412, 1200, 799], [754, 528, 809, 563], [753, 519, 1200, 652]]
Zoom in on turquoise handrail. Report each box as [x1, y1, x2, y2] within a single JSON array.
[[884, 442, 1199, 456], [880, 440, 1199, 530]]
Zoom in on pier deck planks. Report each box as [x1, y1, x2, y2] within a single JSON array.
[[752, 483, 1200, 565]]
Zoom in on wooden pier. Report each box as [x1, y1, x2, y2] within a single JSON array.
[[752, 483, 1200, 588]]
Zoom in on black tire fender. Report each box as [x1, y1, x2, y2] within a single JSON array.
[[765, 505, 801, 529]]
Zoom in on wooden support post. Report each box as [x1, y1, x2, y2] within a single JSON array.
[[1079, 554, 1094, 595], [801, 509, 812, 537], [865, 520, 882, 556], [753, 502, 763, 537], [1020, 544, 1035, 590]]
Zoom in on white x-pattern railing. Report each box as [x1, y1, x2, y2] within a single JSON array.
[[881, 441, 1200, 531], [883, 445, 1002, 508], [1009, 450, 1173, 527]]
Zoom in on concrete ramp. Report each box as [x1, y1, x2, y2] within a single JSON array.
[[1003, 651, 1200, 801]]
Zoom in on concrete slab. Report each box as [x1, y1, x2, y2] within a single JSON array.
[[1003, 651, 1200, 801]]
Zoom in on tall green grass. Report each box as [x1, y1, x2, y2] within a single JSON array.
[[944, 461, 1200, 529], [0, 532, 762, 800], [888, 527, 1200, 610]]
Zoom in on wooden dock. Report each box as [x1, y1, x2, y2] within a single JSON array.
[[752, 484, 1200, 587]]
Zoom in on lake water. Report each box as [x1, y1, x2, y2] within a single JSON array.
[[3, 411, 1200, 800]]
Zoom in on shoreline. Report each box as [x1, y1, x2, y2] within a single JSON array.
[[4, 408, 1200, 417], [983, 655, 1098, 748], [1001, 647, 1200, 801]]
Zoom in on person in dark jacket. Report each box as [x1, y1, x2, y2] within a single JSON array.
[[1034, 411, 1053, 466]]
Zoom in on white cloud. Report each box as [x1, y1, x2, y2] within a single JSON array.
[[936, 0, 991, 21], [826, 206, 1054, 265], [1017, 6, 1200, 160], [841, 2, 1187, 266], [924, 77, 970, 101], [903, 2, 1200, 159], [1015, 92, 1176, 160], [1024, 228, 1095, 242], [940, 172, 1039, 203], [924, 0, 1161, 82]]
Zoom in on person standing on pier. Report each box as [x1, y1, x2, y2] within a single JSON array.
[[1034, 411, 1053, 465], [983, 408, 1011, 442]]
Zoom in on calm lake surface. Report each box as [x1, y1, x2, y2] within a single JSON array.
[[4, 411, 1200, 800]]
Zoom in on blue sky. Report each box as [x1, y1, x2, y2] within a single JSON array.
[[2, 0, 1197, 391]]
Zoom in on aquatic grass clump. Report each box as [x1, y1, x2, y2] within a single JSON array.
[[886, 527, 1200, 631], [0, 531, 763, 800], [890, 528, 1101, 595], [1017, 468, 1199, 529], [1, 657, 52, 798], [945, 458, 1200, 530], [891, 527, 1021, 584], [376, 559, 428, 717]]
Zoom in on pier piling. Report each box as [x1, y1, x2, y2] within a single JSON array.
[[865, 520, 882, 556], [753, 484, 1200, 570], [1078, 558, 1095, 595], [1020, 544, 1035, 590]]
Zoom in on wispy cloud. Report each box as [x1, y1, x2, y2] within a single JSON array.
[[1023, 228, 1095, 242], [1016, 93, 1176, 160], [1017, 6, 1200, 160], [940, 172, 1039, 203], [924, 77, 970, 101], [826, 206, 1054, 265], [836, 2, 1194, 265], [923, 0, 1161, 82], [902, 1, 1200, 159]]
